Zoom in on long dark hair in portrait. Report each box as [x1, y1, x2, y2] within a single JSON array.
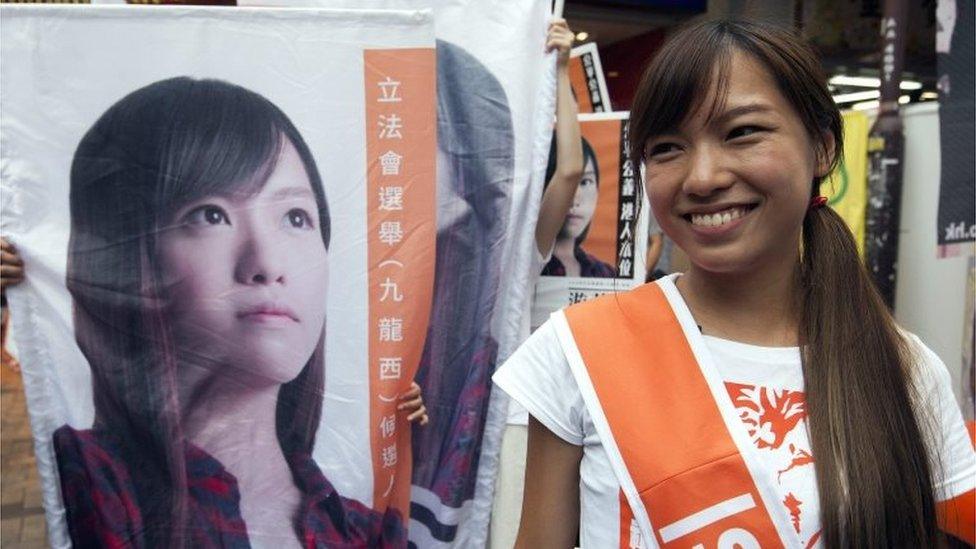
[[410, 39, 514, 519], [64, 77, 330, 547], [629, 20, 939, 547]]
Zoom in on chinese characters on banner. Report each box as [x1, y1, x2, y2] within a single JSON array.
[[616, 117, 637, 278], [569, 42, 612, 113], [365, 49, 437, 514]]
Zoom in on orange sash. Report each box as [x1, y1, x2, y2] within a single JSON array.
[[553, 280, 796, 548]]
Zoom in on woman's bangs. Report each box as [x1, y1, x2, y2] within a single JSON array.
[[653, 47, 731, 141], [155, 90, 286, 220], [630, 25, 734, 161]]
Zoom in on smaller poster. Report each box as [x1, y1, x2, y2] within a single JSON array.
[[569, 42, 612, 113], [531, 112, 648, 330]]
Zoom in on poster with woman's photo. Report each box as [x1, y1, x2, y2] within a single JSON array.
[[531, 112, 649, 330], [569, 42, 612, 113], [0, 5, 435, 547]]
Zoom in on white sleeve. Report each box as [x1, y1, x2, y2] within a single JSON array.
[[493, 318, 586, 445], [908, 335, 976, 500], [533, 241, 553, 276]]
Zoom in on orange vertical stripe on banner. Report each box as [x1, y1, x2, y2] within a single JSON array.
[[569, 55, 594, 113], [580, 118, 622, 268], [364, 48, 436, 515]]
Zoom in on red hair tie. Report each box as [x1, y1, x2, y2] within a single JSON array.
[[809, 196, 828, 209]]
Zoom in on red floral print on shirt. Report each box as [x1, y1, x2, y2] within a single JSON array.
[[778, 443, 815, 482], [726, 382, 806, 449], [784, 492, 803, 533], [726, 382, 821, 547]]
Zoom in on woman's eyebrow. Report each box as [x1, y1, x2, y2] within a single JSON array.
[[269, 186, 316, 201], [712, 103, 774, 125]]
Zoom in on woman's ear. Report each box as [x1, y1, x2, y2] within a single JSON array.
[[815, 130, 837, 179]]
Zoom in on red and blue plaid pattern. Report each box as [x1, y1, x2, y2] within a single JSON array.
[[541, 248, 617, 278], [53, 426, 406, 548]]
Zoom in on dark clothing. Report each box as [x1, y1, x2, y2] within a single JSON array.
[[541, 247, 617, 278], [53, 426, 406, 548]]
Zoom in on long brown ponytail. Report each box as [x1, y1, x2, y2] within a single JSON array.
[[801, 198, 938, 547], [630, 20, 939, 547]]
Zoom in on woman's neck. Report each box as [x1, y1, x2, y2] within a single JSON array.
[[677, 255, 802, 347], [554, 238, 581, 275], [178, 372, 295, 491], [179, 371, 303, 539], [554, 237, 576, 259]]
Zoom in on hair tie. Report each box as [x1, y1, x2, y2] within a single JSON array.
[[809, 196, 828, 209]]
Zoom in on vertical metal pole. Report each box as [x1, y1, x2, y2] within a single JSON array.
[[864, 0, 908, 309], [552, 0, 565, 18]]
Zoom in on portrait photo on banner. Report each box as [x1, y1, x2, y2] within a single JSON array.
[[0, 5, 435, 547], [532, 112, 649, 331]]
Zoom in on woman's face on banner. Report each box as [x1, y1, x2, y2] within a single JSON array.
[[561, 155, 599, 240], [156, 138, 329, 386]]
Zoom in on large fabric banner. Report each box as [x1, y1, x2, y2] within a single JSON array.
[[407, 4, 553, 547], [2, 1, 556, 546], [531, 112, 649, 331], [263, 2, 553, 546], [1, 5, 435, 547]]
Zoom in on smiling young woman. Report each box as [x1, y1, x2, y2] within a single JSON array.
[[494, 19, 975, 548]]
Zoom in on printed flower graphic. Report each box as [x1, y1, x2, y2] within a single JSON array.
[[726, 383, 806, 449]]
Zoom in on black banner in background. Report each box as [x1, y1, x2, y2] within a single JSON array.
[[581, 52, 607, 113], [616, 119, 636, 278], [865, 0, 908, 309], [937, 0, 975, 246]]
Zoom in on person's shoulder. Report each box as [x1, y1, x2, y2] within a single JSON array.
[[897, 330, 976, 502], [292, 452, 407, 547], [53, 425, 137, 493], [494, 317, 572, 395], [288, 451, 335, 498], [53, 425, 124, 465], [495, 317, 588, 445], [53, 426, 145, 542], [578, 248, 617, 278], [898, 331, 951, 383], [895, 330, 960, 411], [289, 451, 386, 519], [541, 255, 562, 276]]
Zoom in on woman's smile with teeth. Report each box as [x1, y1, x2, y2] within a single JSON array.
[[688, 206, 750, 227]]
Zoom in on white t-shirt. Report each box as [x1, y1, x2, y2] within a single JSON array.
[[493, 276, 976, 548], [505, 243, 552, 426]]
